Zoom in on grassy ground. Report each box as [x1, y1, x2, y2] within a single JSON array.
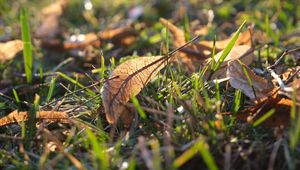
[[0, 0, 300, 169]]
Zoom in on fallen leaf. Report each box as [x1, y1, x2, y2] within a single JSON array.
[[281, 66, 300, 81], [207, 45, 254, 79], [102, 56, 167, 126], [199, 26, 252, 50], [227, 59, 273, 99], [41, 0, 68, 16], [160, 18, 253, 73], [63, 33, 101, 49], [0, 40, 23, 63], [233, 97, 299, 127], [160, 18, 206, 73], [281, 79, 300, 102], [98, 24, 138, 46], [36, 0, 68, 40], [41, 24, 138, 50], [0, 110, 69, 127]]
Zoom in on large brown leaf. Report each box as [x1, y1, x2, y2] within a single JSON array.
[[102, 56, 167, 126], [227, 59, 273, 99], [0, 40, 23, 63]]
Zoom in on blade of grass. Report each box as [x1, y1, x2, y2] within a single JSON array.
[[150, 139, 162, 170], [85, 128, 109, 170], [56, 72, 95, 96], [131, 96, 146, 119], [12, 89, 20, 105], [215, 80, 220, 101], [173, 138, 218, 170], [238, 60, 257, 98], [253, 109, 275, 127], [265, 15, 270, 62], [20, 7, 33, 84], [46, 77, 56, 102], [232, 89, 242, 114], [25, 94, 39, 149], [289, 85, 300, 169], [208, 21, 246, 80], [183, 13, 191, 41], [210, 35, 217, 70]]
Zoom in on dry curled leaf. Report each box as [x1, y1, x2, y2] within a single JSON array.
[[0, 40, 23, 63], [102, 56, 167, 126], [227, 59, 273, 99], [0, 110, 69, 127]]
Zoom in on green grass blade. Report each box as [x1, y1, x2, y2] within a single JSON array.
[[215, 80, 220, 101], [46, 77, 56, 102], [213, 21, 246, 72], [232, 89, 242, 113], [128, 157, 136, 170], [20, 8, 33, 84], [56, 72, 96, 96], [183, 13, 191, 41], [26, 94, 39, 149], [165, 22, 169, 54], [173, 139, 218, 170], [86, 128, 109, 170], [197, 141, 218, 170], [238, 60, 257, 98], [210, 35, 217, 70], [253, 109, 275, 127], [12, 89, 20, 104], [131, 96, 146, 119]]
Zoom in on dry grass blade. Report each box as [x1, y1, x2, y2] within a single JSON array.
[[227, 59, 273, 99], [0, 40, 23, 63], [102, 56, 167, 126], [0, 110, 69, 127]]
